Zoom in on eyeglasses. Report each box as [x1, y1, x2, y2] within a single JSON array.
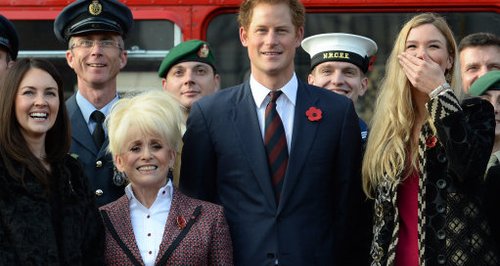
[[71, 39, 122, 49]]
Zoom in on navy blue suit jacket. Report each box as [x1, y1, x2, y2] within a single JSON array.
[[66, 95, 124, 207], [180, 80, 367, 265]]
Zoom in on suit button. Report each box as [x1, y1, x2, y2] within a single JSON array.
[[437, 254, 446, 264], [436, 204, 445, 214], [95, 189, 103, 196], [436, 179, 447, 189], [437, 153, 447, 163], [96, 160, 103, 168], [437, 229, 446, 240]]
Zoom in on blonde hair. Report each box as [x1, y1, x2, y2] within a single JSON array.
[[106, 91, 183, 157], [362, 13, 462, 197]]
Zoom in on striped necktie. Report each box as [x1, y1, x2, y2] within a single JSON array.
[[264, 91, 288, 202]]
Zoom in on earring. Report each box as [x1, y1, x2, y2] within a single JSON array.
[[445, 70, 452, 83], [113, 166, 127, 186], [167, 167, 174, 180]]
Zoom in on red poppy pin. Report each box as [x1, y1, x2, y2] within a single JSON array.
[[176, 216, 187, 229], [426, 135, 437, 148], [368, 56, 377, 72], [306, 106, 322, 122]]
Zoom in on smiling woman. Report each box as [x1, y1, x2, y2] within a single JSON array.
[[100, 90, 233, 265], [15, 68, 59, 145], [0, 58, 104, 265]]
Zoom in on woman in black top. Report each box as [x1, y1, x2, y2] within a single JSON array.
[[0, 58, 104, 265]]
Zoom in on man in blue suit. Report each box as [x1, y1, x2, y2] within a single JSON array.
[[180, 0, 367, 264], [54, 0, 133, 206]]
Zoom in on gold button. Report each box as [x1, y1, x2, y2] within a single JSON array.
[[96, 160, 103, 167], [95, 189, 103, 196]]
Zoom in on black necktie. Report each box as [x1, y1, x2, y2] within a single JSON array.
[[264, 91, 288, 202], [91, 110, 105, 149]]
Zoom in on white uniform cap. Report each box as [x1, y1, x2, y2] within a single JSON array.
[[301, 33, 378, 73]]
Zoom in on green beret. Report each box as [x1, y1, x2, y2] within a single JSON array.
[[158, 40, 216, 78], [469, 70, 500, 96]]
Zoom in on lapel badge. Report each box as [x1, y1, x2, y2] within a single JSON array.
[[176, 216, 187, 229], [197, 44, 209, 58], [112, 166, 126, 186], [89, 0, 103, 16], [305, 106, 323, 122], [425, 135, 437, 148]]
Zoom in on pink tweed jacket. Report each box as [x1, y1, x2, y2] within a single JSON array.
[[99, 189, 233, 265]]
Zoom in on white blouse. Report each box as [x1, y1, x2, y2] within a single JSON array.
[[125, 180, 173, 266]]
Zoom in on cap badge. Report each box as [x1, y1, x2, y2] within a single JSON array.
[[322, 52, 350, 60], [89, 0, 103, 16], [197, 44, 209, 58]]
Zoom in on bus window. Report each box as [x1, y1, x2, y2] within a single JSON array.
[[14, 19, 180, 97], [207, 11, 500, 122]]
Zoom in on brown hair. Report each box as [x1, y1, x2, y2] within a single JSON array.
[[238, 0, 305, 30], [458, 32, 500, 52], [0, 58, 70, 188]]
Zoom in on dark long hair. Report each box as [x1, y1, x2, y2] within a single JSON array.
[[0, 58, 70, 187]]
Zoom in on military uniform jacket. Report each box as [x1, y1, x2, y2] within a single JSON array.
[[100, 189, 233, 265], [370, 91, 500, 266], [0, 154, 104, 265], [66, 94, 125, 206]]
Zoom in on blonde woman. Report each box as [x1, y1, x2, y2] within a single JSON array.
[[100, 91, 232, 265], [363, 13, 499, 265]]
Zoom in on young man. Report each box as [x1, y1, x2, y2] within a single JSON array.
[[302, 32, 377, 143], [54, 0, 133, 206], [179, 0, 366, 264], [0, 14, 18, 80], [459, 32, 500, 92], [159, 39, 220, 118], [158, 39, 220, 186]]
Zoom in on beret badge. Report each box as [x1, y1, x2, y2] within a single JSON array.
[[197, 44, 209, 58], [89, 0, 103, 16]]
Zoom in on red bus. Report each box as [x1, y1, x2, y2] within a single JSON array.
[[1, 0, 500, 119]]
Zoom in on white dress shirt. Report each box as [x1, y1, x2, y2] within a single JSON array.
[[126, 180, 173, 266], [250, 73, 298, 151]]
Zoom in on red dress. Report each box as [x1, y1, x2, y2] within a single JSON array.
[[395, 168, 419, 266]]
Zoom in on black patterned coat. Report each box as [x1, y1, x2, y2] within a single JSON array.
[[0, 154, 105, 265], [370, 91, 500, 266]]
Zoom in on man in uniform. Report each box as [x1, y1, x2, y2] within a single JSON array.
[[159, 39, 220, 119], [0, 14, 18, 80], [158, 39, 220, 186], [54, 0, 133, 206], [302, 33, 377, 144], [459, 32, 500, 92]]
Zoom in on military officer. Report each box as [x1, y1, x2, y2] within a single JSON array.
[[54, 0, 133, 206]]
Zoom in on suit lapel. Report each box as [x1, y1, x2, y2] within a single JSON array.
[[278, 82, 319, 213], [156, 190, 192, 263], [106, 196, 143, 263], [231, 83, 277, 209], [66, 95, 99, 156]]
